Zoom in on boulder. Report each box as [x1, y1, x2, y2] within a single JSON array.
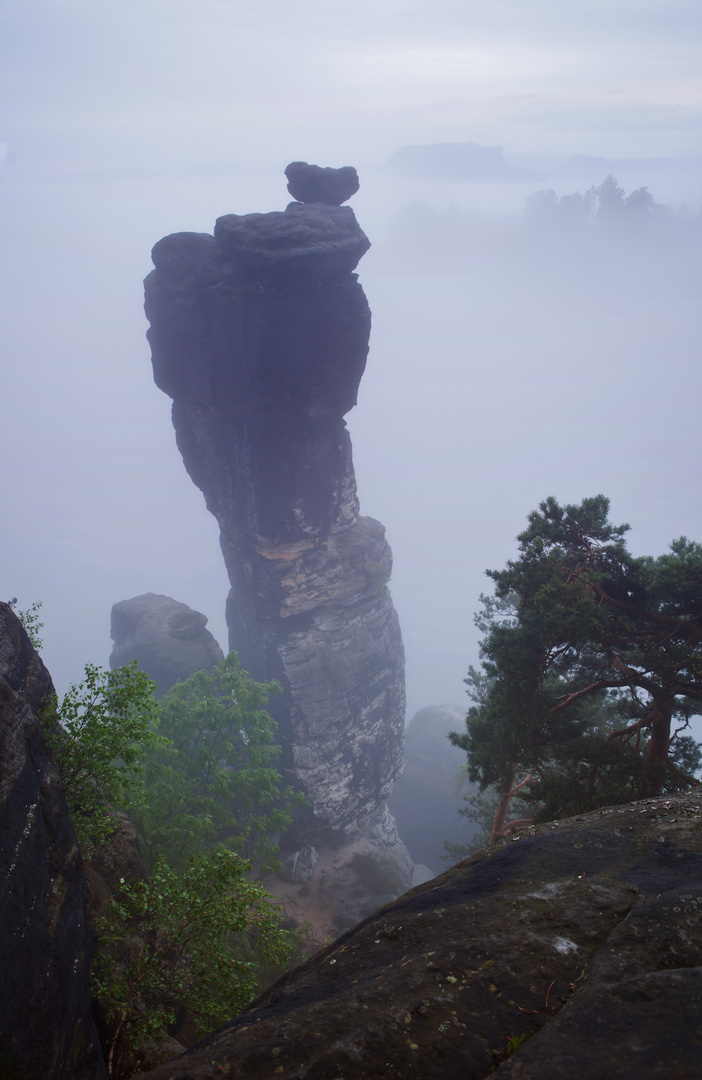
[[284, 161, 360, 205], [110, 593, 224, 695], [0, 602, 106, 1080], [279, 846, 318, 885], [133, 788, 702, 1079]]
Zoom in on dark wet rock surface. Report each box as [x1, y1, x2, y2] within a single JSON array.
[[0, 603, 106, 1080], [134, 789, 702, 1080], [213, 202, 369, 277]]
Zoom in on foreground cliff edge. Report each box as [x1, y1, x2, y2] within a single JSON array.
[[134, 788, 702, 1080], [0, 603, 106, 1080]]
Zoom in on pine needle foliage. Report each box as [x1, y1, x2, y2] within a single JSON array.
[[451, 496, 702, 824]]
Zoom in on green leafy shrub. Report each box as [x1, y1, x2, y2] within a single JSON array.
[[93, 848, 293, 1077], [39, 647, 305, 1075], [8, 597, 44, 649], [42, 651, 307, 1071], [41, 661, 161, 854], [132, 653, 305, 872]]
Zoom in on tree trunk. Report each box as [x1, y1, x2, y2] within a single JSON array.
[[489, 776, 516, 845], [645, 702, 672, 796], [489, 766, 532, 844]]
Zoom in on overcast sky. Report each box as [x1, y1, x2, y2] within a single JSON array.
[[3, 0, 701, 171], [1, 0, 701, 729]]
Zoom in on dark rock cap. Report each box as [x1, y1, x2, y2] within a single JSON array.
[[214, 201, 370, 277], [285, 161, 360, 205]]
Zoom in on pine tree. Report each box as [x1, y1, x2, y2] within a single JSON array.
[[451, 496, 702, 832]]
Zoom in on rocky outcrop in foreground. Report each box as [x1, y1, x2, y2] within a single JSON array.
[[0, 603, 106, 1080], [110, 593, 224, 695], [143, 164, 410, 925], [135, 787, 702, 1080]]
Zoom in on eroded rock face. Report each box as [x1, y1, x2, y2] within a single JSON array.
[[110, 593, 224, 695], [133, 789, 702, 1080], [263, 803, 414, 944], [0, 603, 106, 1080], [143, 171, 406, 854]]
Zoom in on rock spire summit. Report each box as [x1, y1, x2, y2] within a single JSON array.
[[284, 160, 360, 204]]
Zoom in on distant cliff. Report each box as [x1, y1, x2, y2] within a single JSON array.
[[144, 164, 410, 928]]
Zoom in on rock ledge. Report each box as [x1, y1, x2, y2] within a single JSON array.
[[134, 788, 702, 1080]]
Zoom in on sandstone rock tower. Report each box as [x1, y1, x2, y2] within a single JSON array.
[[109, 593, 224, 696], [144, 165, 409, 916]]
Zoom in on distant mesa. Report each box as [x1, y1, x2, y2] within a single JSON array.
[[284, 161, 360, 205], [387, 141, 538, 182]]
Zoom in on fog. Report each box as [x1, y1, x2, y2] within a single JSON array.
[[2, 0, 701, 735]]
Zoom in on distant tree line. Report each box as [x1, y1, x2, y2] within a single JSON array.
[[524, 174, 686, 235], [388, 175, 700, 255]]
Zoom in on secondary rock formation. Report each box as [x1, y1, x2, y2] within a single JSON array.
[[143, 164, 410, 924], [110, 593, 224, 695], [284, 161, 360, 205], [389, 704, 477, 873], [134, 787, 702, 1080], [0, 603, 106, 1080]]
